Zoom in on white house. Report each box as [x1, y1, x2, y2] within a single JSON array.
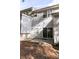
[[20, 4, 59, 44]]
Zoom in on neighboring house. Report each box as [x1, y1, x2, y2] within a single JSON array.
[[20, 4, 59, 44]]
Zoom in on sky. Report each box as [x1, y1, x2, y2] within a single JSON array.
[[20, 0, 59, 10]]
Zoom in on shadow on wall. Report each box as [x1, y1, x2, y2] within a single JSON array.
[[29, 18, 54, 44], [26, 17, 53, 38], [32, 15, 44, 27]]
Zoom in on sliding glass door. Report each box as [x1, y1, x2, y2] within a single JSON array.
[[43, 28, 53, 38]]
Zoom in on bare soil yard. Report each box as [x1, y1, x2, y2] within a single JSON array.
[[20, 40, 59, 59]]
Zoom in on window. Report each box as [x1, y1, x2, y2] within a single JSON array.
[[48, 28, 53, 38], [43, 28, 53, 38], [48, 9, 52, 17], [33, 13, 37, 17], [43, 28, 47, 38], [43, 11, 47, 18], [34, 14, 37, 17]]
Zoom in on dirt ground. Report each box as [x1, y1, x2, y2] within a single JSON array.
[[20, 40, 59, 59]]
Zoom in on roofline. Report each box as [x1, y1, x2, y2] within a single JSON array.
[[20, 4, 59, 15], [20, 7, 33, 12], [32, 4, 59, 13]]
